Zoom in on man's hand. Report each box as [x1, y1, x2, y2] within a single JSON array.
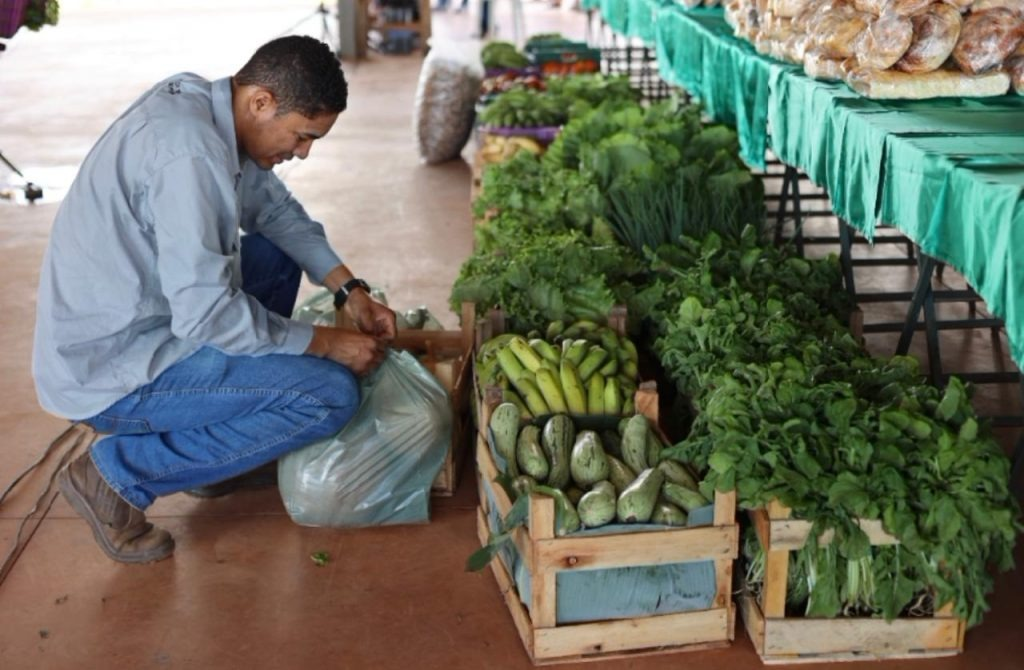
[[306, 326, 387, 376], [345, 289, 397, 341]]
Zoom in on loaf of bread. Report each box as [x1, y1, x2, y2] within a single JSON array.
[[815, 10, 871, 58], [804, 47, 848, 79], [856, 12, 914, 70], [769, 0, 811, 16], [894, 4, 962, 73], [971, 0, 1024, 17], [847, 67, 1011, 98], [951, 8, 1024, 74], [852, 0, 887, 13], [887, 0, 936, 16]]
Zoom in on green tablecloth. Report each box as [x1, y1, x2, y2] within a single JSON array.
[[654, 5, 793, 169], [626, 0, 667, 45], [597, 1, 1024, 367]]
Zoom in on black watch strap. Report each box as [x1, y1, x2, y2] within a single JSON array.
[[333, 278, 371, 308]]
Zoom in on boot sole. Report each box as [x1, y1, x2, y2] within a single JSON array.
[[58, 466, 175, 564]]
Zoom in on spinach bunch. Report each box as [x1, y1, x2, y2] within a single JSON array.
[[449, 230, 638, 333]]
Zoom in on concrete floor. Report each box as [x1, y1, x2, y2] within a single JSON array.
[[0, 2, 1021, 669]]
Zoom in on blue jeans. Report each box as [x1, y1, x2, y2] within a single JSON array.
[[86, 234, 359, 510]]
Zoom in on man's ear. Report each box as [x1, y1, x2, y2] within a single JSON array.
[[248, 87, 278, 119]]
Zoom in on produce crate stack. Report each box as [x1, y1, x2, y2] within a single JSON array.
[[740, 500, 966, 664], [473, 385, 738, 664], [470, 309, 739, 664]]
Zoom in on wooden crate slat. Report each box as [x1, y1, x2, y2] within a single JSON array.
[[532, 608, 729, 660], [770, 517, 898, 550], [477, 508, 538, 659], [533, 524, 737, 571], [755, 502, 899, 550], [743, 499, 967, 662]]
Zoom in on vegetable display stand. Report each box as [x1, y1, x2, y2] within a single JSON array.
[[474, 385, 739, 664], [336, 303, 474, 496], [741, 500, 966, 664]]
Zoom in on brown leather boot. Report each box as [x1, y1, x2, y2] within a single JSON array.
[[58, 452, 175, 564]]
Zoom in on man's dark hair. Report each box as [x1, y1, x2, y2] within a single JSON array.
[[235, 35, 347, 117]]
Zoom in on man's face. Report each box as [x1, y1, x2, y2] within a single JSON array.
[[242, 98, 338, 170]]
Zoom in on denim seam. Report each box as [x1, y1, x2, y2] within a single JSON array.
[[118, 387, 336, 491]]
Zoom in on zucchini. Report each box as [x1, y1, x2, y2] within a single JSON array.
[[569, 430, 610, 487], [541, 414, 575, 489], [645, 427, 663, 468], [516, 425, 549, 482], [533, 485, 581, 536], [651, 500, 688, 526], [577, 480, 616, 528], [606, 454, 637, 494], [662, 481, 711, 512], [489, 402, 521, 476], [620, 414, 649, 475], [616, 467, 664, 523], [657, 459, 701, 491]]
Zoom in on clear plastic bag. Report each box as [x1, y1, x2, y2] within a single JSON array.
[[894, 3, 962, 74], [278, 350, 451, 527], [951, 8, 1024, 75], [855, 11, 914, 71], [414, 40, 484, 165]]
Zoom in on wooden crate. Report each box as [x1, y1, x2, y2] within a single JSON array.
[[475, 384, 739, 664], [335, 303, 474, 496], [740, 500, 966, 664]]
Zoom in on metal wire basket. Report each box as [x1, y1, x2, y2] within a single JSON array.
[[599, 45, 675, 103]]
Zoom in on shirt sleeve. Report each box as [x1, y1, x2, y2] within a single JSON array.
[[146, 155, 313, 355], [241, 169, 343, 284]]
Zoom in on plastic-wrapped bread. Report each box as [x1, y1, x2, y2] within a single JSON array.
[[815, 11, 871, 59], [855, 12, 914, 70], [894, 4, 962, 73], [804, 48, 847, 79], [847, 67, 1011, 98], [724, 1, 743, 30], [887, 0, 934, 16], [792, 0, 832, 33], [1007, 54, 1024, 94], [852, 0, 887, 13], [782, 31, 812, 62], [971, 0, 1024, 17], [951, 8, 1024, 74], [769, 0, 811, 17]]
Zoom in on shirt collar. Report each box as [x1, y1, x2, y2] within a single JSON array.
[[212, 77, 243, 177]]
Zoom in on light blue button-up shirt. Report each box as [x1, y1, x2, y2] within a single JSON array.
[[33, 74, 343, 419]]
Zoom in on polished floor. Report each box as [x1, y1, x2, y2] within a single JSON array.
[[0, 2, 1021, 669]]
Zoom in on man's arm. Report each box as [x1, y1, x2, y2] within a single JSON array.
[[148, 155, 311, 356]]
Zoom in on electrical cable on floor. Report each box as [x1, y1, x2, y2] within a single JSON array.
[[0, 423, 97, 583]]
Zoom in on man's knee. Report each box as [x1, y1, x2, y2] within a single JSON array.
[[315, 363, 360, 435]]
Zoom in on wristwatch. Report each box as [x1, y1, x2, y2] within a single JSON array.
[[333, 277, 371, 308]]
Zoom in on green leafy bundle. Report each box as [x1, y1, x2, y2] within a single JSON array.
[[449, 230, 637, 333], [471, 151, 604, 251], [481, 41, 529, 69], [479, 88, 567, 128], [546, 100, 765, 251]]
